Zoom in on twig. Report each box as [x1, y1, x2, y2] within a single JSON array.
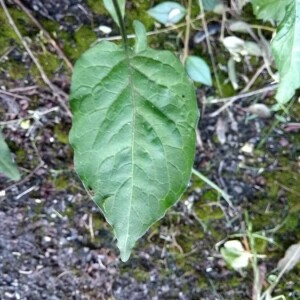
[[13, 0, 73, 71], [88, 214, 95, 242], [0, 106, 59, 126], [250, 24, 275, 32], [208, 84, 278, 118], [241, 63, 266, 93], [198, 0, 223, 96], [258, 29, 277, 82], [0, 88, 31, 101], [93, 15, 203, 45], [182, 0, 192, 63], [0, 0, 72, 117], [0, 46, 15, 62], [9, 85, 38, 93], [2, 162, 44, 193]]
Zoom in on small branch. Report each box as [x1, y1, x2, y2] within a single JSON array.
[[0, 106, 59, 126], [2, 162, 44, 193], [0, 0, 72, 117], [208, 84, 278, 118], [241, 63, 266, 93], [93, 15, 204, 44], [198, 0, 223, 96], [182, 0, 192, 63], [0, 88, 31, 101]]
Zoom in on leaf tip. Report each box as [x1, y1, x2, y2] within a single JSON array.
[[118, 242, 133, 262], [120, 251, 131, 262]]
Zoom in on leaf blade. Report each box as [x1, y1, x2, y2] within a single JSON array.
[[69, 36, 198, 261], [185, 55, 212, 86], [147, 2, 186, 25], [277, 242, 300, 273], [272, 0, 300, 104], [251, 0, 292, 22], [0, 130, 20, 181]]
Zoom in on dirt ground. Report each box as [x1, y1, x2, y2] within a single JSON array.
[[0, 0, 300, 299]]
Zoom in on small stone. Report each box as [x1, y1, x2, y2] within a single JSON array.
[[44, 236, 52, 242], [240, 143, 254, 154], [233, 186, 243, 194], [99, 25, 112, 34]]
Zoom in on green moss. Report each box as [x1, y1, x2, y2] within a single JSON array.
[[53, 174, 69, 190], [176, 224, 205, 253], [254, 237, 267, 253], [15, 148, 27, 164], [86, 0, 108, 14], [195, 204, 224, 221], [281, 213, 299, 232], [65, 206, 75, 219], [28, 50, 62, 81], [0, 10, 18, 49], [126, 0, 154, 32], [40, 19, 61, 34], [38, 52, 61, 75], [132, 269, 150, 282], [61, 26, 97, 61], [54, 124, 69, 144], [0, 59, 27, 80], [0, 8, 33, 49]]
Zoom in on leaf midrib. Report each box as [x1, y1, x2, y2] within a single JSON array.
[[122, 50, 173, 255], [123, 49, 137, 254]]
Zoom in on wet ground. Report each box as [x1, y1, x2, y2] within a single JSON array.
[[0, 0, 300, 299]]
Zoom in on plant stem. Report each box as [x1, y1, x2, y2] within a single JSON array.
[[191, 168, 233, 208], [111, 0, 128, 50]]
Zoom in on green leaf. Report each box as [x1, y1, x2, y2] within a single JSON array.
[[185, 56, 212, 86], [203, 0, 225, 14], [103, 0, 126, 27], [251, 0, 292, 22], [147, 2, 186, 25], [0, 130, 20, 181], [133, 20, 147, 53], [69, 22, 198, 261], [272, 0, 300, 104]]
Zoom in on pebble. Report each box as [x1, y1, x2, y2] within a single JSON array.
[[99, 25, 112, 34]]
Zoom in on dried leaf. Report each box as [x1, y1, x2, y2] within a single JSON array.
[[221, 240, 250, 270], [223, 36, 245, 58], [277, 242, 300, 273], [245, 103, 272, 118], [228, 57, 239, 90], [216, 117, 228, 144], [229, 20, 252, 34], [243, 41, 263, 57]]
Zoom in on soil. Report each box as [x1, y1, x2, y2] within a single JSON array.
[[0, 1, 300, 299]]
